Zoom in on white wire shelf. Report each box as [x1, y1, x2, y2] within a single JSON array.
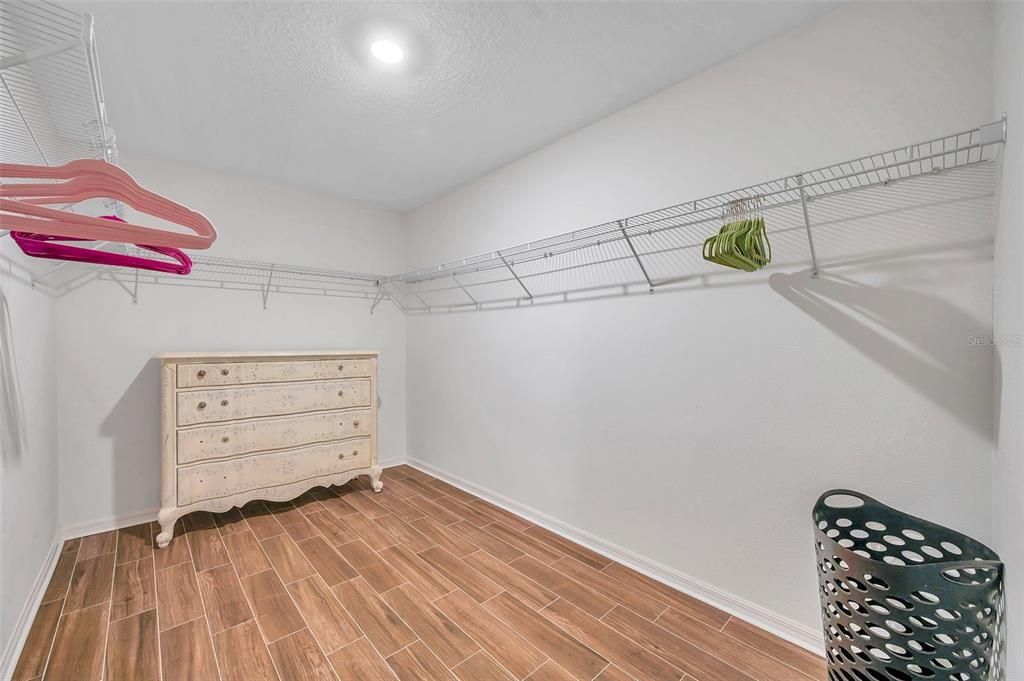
[[1, 1, 117, 167], [386, 119, 1007, 314], [47, 252, 389, 309], [3, 118, 1007, 314]]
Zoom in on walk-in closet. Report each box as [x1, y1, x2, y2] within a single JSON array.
[[1, 1, 1022, 680]]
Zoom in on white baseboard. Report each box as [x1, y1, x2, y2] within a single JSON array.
[[62, 508, 160, 541], [1, 532, 62, 681], [407, 457, 825, 656], [379, 456, 407, 469]]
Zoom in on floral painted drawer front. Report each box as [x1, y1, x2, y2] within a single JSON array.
[[176, 408, 373, 464], [176, 379, 371, 426], [177, 357, 374, 387], [177, 438, 373, 506]]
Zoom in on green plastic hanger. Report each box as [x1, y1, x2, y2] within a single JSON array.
[[702, 204, 771, 272]]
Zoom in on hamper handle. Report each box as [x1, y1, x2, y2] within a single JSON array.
[[815, 489, 879, 510]]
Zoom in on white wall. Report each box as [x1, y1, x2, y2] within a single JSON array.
[[0, 241, 59, 672], [5, 0, 1011, 666], [404, 1, 998, 638], [992, 1, 1023, 676], [53, 152, 409, 531]]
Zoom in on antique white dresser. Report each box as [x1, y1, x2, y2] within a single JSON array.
[[156, 351, 382, 547]]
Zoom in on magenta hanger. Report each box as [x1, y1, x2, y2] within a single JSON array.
[[10, 216, 192, 275]]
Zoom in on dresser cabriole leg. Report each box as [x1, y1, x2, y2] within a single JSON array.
[[369, 465, 384, 493], [156, 509, 177, 548]]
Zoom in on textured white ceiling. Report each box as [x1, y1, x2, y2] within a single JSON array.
[[84, 1, 835, 210]]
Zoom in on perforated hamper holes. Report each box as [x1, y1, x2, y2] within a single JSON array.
[[864, 574, 890, 591], [910, 591, 939, 604], [885, 666, 912, 681], [885, 619, 910, 635], [813, 489, 1002, 681]]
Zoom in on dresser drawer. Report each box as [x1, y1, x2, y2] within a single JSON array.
[[176, 379, 371, 426], [177, 357, 374, 388], [176, 409, 373, 464], [177, 438, 373, 506]]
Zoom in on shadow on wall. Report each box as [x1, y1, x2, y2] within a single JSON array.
[[769, 269, 994, 441], [0, 287, 27, 463], [101, 358, 161, 519]]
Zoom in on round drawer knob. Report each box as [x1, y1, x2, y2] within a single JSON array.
[[197, 402, 207, 410], [221, 369, 229, 376], [353, 420, 360, 428], [338, 364, 344, 371], [220, 400, 229, 407], [338, 391, 344, 397], [221, 436, 230, 443], [352, 450, 359, 456], [338, 453, 344, 459], [197, 370, 206, 379]]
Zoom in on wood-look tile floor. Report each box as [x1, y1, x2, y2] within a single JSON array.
[[14, 465, 827, 681]]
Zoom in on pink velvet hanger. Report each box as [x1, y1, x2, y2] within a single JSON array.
[[10, 216, 192, 275], [0, 160, 216, 250]]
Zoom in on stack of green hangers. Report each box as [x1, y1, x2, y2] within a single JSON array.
[[702, 215, 772, 272]]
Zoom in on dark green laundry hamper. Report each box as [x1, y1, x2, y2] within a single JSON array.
[[812, 490, 1004, 681]]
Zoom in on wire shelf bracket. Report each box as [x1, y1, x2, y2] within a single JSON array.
[[260, 265, 275, 310], [619, 219, 655, 292], [796, 175, 820, 277], [369, 283, 386, 314], [0, 37, 81, 72], [100, 268, 139, 304], [450, 272, 479, 308], [498, 251, 533, 302]]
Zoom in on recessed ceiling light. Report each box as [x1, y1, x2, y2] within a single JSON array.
[[370, 39, 404, 64]]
